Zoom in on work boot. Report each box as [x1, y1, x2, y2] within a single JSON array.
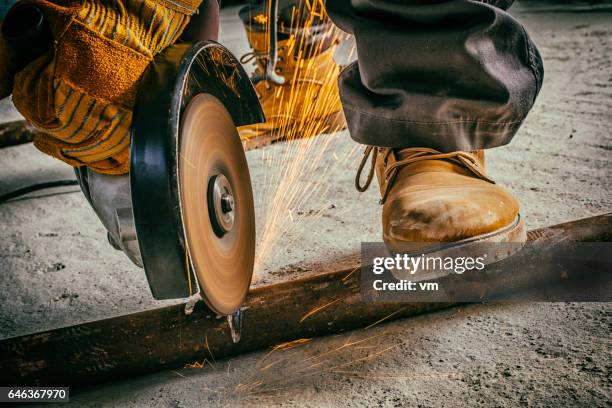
[[356, 147, 526, 253], [238, 24, 346, 149]]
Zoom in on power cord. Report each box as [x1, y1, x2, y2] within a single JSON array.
[[0, 179, 79, 204]]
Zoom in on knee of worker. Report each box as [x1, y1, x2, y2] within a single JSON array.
[[3, 0, 201, 173]]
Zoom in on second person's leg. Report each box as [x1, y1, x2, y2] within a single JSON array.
[[237, 0, 346, 146]]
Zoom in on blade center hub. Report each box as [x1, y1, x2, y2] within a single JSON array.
[[208, 174, 235, 236], [220, 193, 234, 213]]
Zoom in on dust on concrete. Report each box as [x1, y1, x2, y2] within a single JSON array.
[[0, 3, 610, 407]]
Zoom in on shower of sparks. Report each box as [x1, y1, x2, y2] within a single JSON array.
[[242, 0, 359, 276], [234, 333, 401, 398], [180, 331, 406, 403]]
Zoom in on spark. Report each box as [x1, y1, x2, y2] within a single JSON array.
[[184, 358, 212, 369], [364, 307, 408, 330], [170, 370, 186, 378], [299, 295, 346, 323], [205, 334, 216, 364], [259, 360, 284, 372], [271, 338, 312, 352], [341, 266, 359, 282], [235, 380, 263, 393]]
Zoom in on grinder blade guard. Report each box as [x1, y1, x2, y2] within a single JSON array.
[[75, 42, 263, 316]]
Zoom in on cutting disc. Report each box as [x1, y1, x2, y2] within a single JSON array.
[[178, 93, 256, 315]]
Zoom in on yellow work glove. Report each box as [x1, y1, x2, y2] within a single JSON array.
[[2, 0, 201, 174]]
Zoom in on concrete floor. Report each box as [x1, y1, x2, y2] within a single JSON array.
[[0, 2, 611, 407]]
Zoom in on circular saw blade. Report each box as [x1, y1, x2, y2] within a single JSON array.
[[178, 93, 255, 315]]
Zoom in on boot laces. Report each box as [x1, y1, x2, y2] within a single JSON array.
[[240, 46, 288, 91], [239, 50, 269, 65], [240, 44, 288, 72], [355, 146, 495, 204]]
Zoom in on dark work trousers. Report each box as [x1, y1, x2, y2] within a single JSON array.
[[243, 0, 544, 151]]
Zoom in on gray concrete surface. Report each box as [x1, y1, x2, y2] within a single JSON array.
[[0, 2, 610, 407]]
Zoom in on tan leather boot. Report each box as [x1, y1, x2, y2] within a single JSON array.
[[356, 147, 526, 254], [238, 26, 346, 149]]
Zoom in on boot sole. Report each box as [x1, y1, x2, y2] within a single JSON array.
[[241, 110, 347, 151], [384, 214, 527, 266]]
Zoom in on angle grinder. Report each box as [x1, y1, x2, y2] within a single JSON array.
[[75, 42, 264, 330], [2, 1, 264, 340]]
